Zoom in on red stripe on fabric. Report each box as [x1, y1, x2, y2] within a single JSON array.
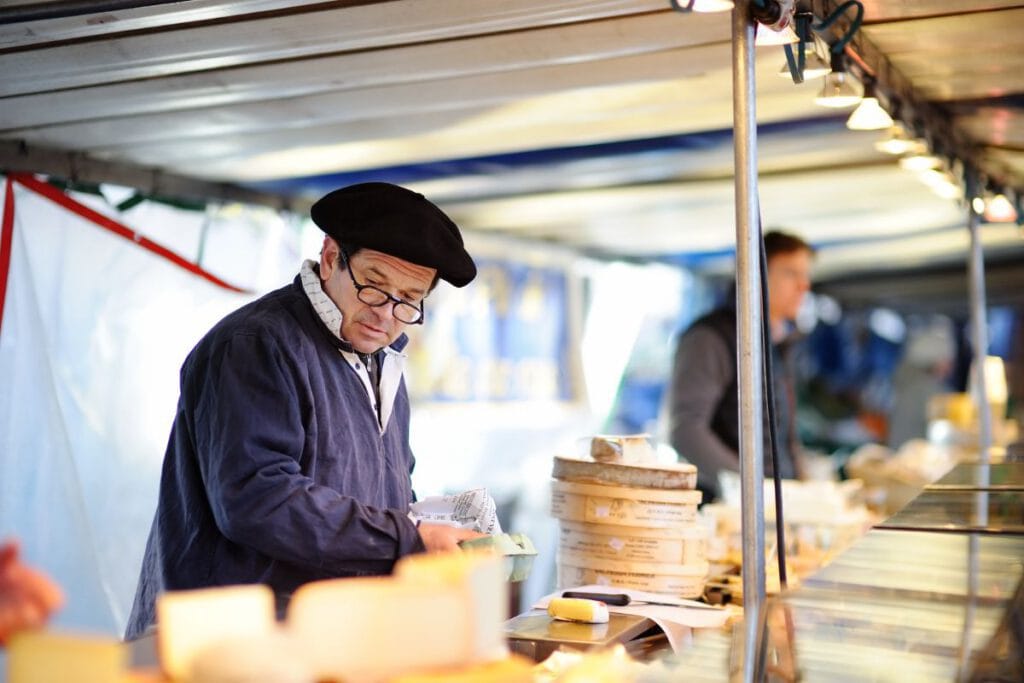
[[10, 173, 250, 294], [0, 178, 15, 334]]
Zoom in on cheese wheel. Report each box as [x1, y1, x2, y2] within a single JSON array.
[[552, 455, 697, 490]]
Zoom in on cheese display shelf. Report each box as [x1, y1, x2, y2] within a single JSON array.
[[874, 488, 1024, 534], [924, 460, 1024, 491]]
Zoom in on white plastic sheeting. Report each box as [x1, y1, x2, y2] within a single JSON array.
[[0, 176, 299, 638]]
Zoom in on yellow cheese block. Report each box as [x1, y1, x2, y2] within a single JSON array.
[[156, 583, 276, 681], [8, 630, 127, 683], [547, 597, 610, 624], [388, 654, 535, 683], [289, 551, 508, 682]]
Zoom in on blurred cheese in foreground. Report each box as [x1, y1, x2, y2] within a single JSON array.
[[288, 550, 508, 682], [8, 631, 127, 683], [185, 631, 312, 683], [389, 653, 535, 682], [156, 584, 275, 681]]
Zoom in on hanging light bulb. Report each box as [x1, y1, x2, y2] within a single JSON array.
[[984, 193, 1018, 223], [899, 154, 943, 172], [874, 125, 927, 155], [814, 71, 862, 107], [846, 82, 894, 130], [814, 53, 862, 107], [917, 168, 962, 200], [669, 0, 734, 12]]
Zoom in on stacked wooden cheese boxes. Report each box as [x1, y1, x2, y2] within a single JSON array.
[[551, 435, 708, 598]]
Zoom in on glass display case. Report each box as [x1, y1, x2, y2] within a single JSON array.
[[670, 461, 1024, 681]]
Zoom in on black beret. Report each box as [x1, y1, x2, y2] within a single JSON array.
[[310, 182, 476, 287]]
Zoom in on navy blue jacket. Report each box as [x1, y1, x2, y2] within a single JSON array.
[[125, 276, 425, 638]]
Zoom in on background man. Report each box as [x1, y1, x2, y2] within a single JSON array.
[[126, 182, 484, 638], [667, 230, 814, 503]]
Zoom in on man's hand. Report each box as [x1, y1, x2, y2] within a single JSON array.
[[416, 523, 487, 553], [0, 540, 64, 646]]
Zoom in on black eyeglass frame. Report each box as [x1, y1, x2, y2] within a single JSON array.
[[340, 249, 426, 325]]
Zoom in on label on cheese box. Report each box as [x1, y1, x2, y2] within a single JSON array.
[[558, 520, 707, 564], [550, 487, 699, 528]]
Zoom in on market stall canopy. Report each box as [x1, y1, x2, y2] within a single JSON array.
[[1, 0, 1023, 287]]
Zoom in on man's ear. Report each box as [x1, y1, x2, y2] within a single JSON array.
[[320, 236, 338, 281]]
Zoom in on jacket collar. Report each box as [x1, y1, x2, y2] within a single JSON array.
[[294, 262, 408, 354]]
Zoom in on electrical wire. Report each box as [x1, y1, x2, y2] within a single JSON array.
[[782, 12, 811, 83], [756, 211, 789, 590], [814, 0, 864, 54]]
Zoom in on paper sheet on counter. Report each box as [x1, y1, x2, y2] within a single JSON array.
[[533, 585, 729, 653], [408, 488, 502, 534]]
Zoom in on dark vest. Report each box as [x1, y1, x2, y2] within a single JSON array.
[[690, 307, 797, 481]]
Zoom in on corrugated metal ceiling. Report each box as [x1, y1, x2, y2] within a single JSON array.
[[0, 0, 1022, 279]]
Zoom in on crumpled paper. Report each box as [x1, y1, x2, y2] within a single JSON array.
[[408, 487, 502, 535]]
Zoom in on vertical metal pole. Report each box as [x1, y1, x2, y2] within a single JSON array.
[[957, 533, 980, 682], [732, 3, 765, 681], [960, 187, 989, 680], [967, 201, 992, 476]]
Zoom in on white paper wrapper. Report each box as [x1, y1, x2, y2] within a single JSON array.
[[408, 488, 502, 535]]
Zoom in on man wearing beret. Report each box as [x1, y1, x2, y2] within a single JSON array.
[[125, 182, 483, 639]]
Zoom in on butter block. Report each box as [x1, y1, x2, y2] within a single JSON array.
[[8, 630, 127, 683], [156, 584, 276, 681], [547, 597, 610, 624], [288, 551, 508, 682]]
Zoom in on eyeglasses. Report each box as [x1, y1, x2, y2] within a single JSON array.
[[341, 250, 425, 325]]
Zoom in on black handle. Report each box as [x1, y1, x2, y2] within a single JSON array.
[[560, 591, 631, 606]]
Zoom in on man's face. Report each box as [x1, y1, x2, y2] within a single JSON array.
[[766, 248, 813, 323], [319, 237, 436, 354]]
